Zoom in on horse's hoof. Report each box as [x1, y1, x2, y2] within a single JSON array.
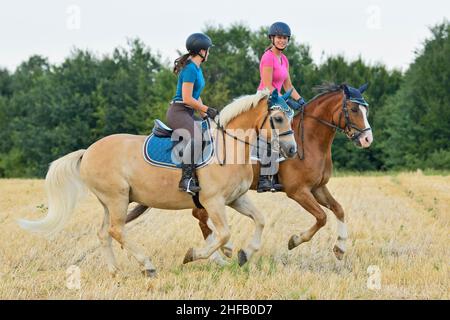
[[183, 248, 195, 264], [333, 245, 345, 260], [237, 249, 248, 267], [222, 247, 233, 259], [142, 269, 157, 278], [109, 271, 118, 278], [288, 235, 300, 250]]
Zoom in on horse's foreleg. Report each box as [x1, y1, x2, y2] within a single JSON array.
[[184, 200, 230, 264], [106, 195, 157, 277], [287, 189, 327, 250], [192, 208, 233, 265], [313, 186, 347, 260], [228, 194, 266, 266]]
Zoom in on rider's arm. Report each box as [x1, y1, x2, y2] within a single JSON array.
[[198, 97, 207, 118], [182, 82, 208, 113], [261, 66, 275, 92], [283, 73, 302, 100]]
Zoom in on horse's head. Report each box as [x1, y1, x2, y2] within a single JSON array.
[[257, 89, 297, 158], [337, 84, 373, 148]]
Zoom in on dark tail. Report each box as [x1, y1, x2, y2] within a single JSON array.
[[126, 204, 150, 223]]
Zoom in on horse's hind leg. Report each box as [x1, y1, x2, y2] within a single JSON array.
[[313, 185, 347, 260], [183, 200, 230, 264], [228, 194, 266, 266], [286, 188, 327, 250], [192, 208, 233, 266], [106, 195, 157, 277], [97, 202, 119, 276]]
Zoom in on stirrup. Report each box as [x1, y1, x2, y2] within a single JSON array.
[[185, 178, 201, 195], [271, 175, 283, 192], [179, 177, 201, 195]]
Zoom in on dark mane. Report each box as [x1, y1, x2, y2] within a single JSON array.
[[305, 83, 343, 105], [313, 83, 342, 95]]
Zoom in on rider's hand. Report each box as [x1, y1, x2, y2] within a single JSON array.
[[286, 97, 306, 110], [206, 107, 219, 119], [286, 98, 301, 110], [297, 97, 306, 107]]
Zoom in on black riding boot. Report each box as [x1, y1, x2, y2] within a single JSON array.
[[179, 163, 201, 195], [257, 175, 283, 193], [271, 174, 283, 192], [257, 174, 272, 193]]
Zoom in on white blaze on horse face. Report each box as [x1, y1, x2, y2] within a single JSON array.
[[359, 105, 373, 148]]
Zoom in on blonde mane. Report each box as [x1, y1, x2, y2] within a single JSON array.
[[218, 89, 270, 127]]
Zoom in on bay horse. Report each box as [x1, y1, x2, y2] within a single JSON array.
[[126, 83, 374, 266], [18, 89, 297, 277]]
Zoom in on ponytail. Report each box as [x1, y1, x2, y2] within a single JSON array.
[[173, 53, 192, 75]]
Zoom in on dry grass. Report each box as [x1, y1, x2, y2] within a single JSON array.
[[0, 172, 448, 299]]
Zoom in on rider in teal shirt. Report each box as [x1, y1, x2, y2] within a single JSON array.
[[173, 60, 205, 102], [166, 33, 218, 194]]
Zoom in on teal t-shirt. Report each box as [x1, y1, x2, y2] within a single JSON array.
[[172, 60, 205, 101]]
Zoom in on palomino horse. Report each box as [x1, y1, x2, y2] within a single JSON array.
[[18, 89, 297, 277], [127, 83, 374, 266]]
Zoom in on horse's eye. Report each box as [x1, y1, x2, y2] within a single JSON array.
[[274, 116, 284, 123], [351, 107, 359, 113]]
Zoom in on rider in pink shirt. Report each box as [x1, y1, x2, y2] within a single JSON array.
[[257, 22, 305, 193], [257, 49, 289, 93]]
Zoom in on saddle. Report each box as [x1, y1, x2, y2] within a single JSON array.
[[152, 119, 173, 138], [143, 119, 214, 169]]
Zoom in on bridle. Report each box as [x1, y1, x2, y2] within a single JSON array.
[[296, 90, 371, 159], [213, 104, 294, 166]]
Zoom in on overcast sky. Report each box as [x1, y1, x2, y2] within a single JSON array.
[[1, 0, 449, 72]]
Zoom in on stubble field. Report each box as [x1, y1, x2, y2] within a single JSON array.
[[0, 172, 448, 299]]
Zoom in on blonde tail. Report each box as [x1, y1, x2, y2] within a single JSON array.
[[17, 149, 87, 237]]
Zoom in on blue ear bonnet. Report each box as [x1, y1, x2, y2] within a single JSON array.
[[268, 89, 294, 118], [344, 84, 369, 107]]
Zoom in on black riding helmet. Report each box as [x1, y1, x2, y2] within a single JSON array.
[[186, 33, 213, 55], [268, 22, 291, 39]]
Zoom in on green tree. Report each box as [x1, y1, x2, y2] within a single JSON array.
[[93, 39, 164, 137], [378, 21, 450, 169]]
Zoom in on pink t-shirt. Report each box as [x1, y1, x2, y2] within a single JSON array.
[[257, 50, 289, 92]]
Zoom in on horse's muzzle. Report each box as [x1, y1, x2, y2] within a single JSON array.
[[280, 141, 297, 158], [352, 130, 373, 148]]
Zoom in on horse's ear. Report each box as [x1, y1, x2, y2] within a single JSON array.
[[342, 84, 350, 97], [282, 88, 293, 101], [359, 83, 369, 94], [269, 88, 279, 105]]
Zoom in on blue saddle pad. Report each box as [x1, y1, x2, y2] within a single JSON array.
[[143, 119, 214, 169]]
